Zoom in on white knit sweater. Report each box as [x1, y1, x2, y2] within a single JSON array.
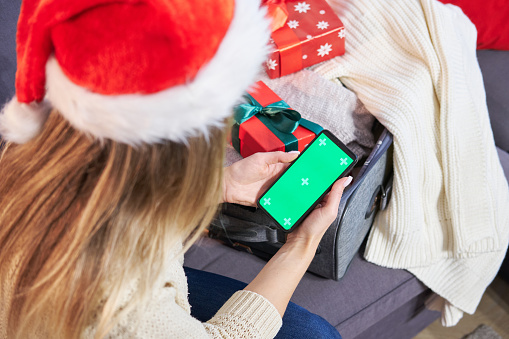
[[314, 0, 509, 325]]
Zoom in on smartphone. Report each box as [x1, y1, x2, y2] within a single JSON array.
[[257, 130, 358, 232]]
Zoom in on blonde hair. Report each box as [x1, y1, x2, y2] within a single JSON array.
[[0, 110, 227, 338]]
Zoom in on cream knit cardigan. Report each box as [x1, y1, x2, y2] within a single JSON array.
[[314, 0, 509, 325]]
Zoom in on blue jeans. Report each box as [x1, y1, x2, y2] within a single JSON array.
[[184, 267, 341, 339]]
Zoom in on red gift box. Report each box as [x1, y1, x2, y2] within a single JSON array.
[[264, 0, 345, 79], [232, 81, 323, 158]]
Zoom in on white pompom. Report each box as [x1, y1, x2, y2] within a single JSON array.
[[0, 98, 51, 144]]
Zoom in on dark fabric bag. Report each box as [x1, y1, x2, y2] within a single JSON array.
[[209, 126, 394, 280]]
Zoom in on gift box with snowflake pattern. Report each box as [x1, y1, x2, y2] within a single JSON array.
[[265, 0, 345, 79]]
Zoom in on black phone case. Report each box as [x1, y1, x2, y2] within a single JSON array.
[[256, 130, 358, 232]]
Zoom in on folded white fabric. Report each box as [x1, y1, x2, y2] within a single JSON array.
[[314, 0, 509, 325]]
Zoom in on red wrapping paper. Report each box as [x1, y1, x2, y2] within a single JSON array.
[[264, 0, 345, 79], [235, 81, 317, 158]]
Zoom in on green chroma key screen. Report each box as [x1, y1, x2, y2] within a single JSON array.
[[259, 132, 355, 231]]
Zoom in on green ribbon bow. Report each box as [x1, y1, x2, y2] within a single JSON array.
[[231, 93, 323, 154], [233, 94, 301, 134]]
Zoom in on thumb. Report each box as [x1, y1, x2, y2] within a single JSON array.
[[321, 176, 353, 215]]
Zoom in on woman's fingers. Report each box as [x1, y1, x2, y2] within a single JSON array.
[[252, 151, 300, 166], [320, 176, 353, 216]]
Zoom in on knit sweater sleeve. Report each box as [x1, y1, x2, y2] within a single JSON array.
[[100, 283, 281, 338], [204, 290, 282, 338], [100, 284, 281, 338]]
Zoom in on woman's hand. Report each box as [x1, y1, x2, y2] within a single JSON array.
[[286, 176, 353, 248], [222, 151, 300, 206], [244, 176, 352, 317]]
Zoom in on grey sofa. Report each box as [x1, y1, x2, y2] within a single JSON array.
[[1, 1, 508, 338], [185, 51, 509, 339]]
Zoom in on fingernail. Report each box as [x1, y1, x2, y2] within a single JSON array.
[[289, 150, 300, 154], [343, 176, 353, 188]]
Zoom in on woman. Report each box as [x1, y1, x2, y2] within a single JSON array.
[[0, 0, 350, 337]]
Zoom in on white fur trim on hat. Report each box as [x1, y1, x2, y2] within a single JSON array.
[[0, 98, 51, 144], [40, 0, 270, 145]]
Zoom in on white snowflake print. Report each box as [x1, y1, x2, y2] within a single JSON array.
[[294, 2, 311, 13], [316, 21, 329, 30], [317, 43, 332, 57], [287, 20, 299, 29], [267, 59, 278, 70], [338, 28, 345, 39]]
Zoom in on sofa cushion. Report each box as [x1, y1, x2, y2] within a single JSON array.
[[184, 237, 435, 338], [0, 1, 20, 106], [477, 50, 509, 152], [497, 147, 509, 182], [439, 0, 509, 50], [496, 147, 509, 282]]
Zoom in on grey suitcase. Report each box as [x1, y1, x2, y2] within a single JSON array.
[[209, 124, 393, 280]]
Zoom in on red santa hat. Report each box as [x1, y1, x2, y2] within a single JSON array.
[[0, 0, 270, 144]]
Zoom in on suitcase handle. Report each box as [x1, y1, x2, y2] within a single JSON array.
[[365, 174, 393, 219], [209, 215, 285, 244]]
